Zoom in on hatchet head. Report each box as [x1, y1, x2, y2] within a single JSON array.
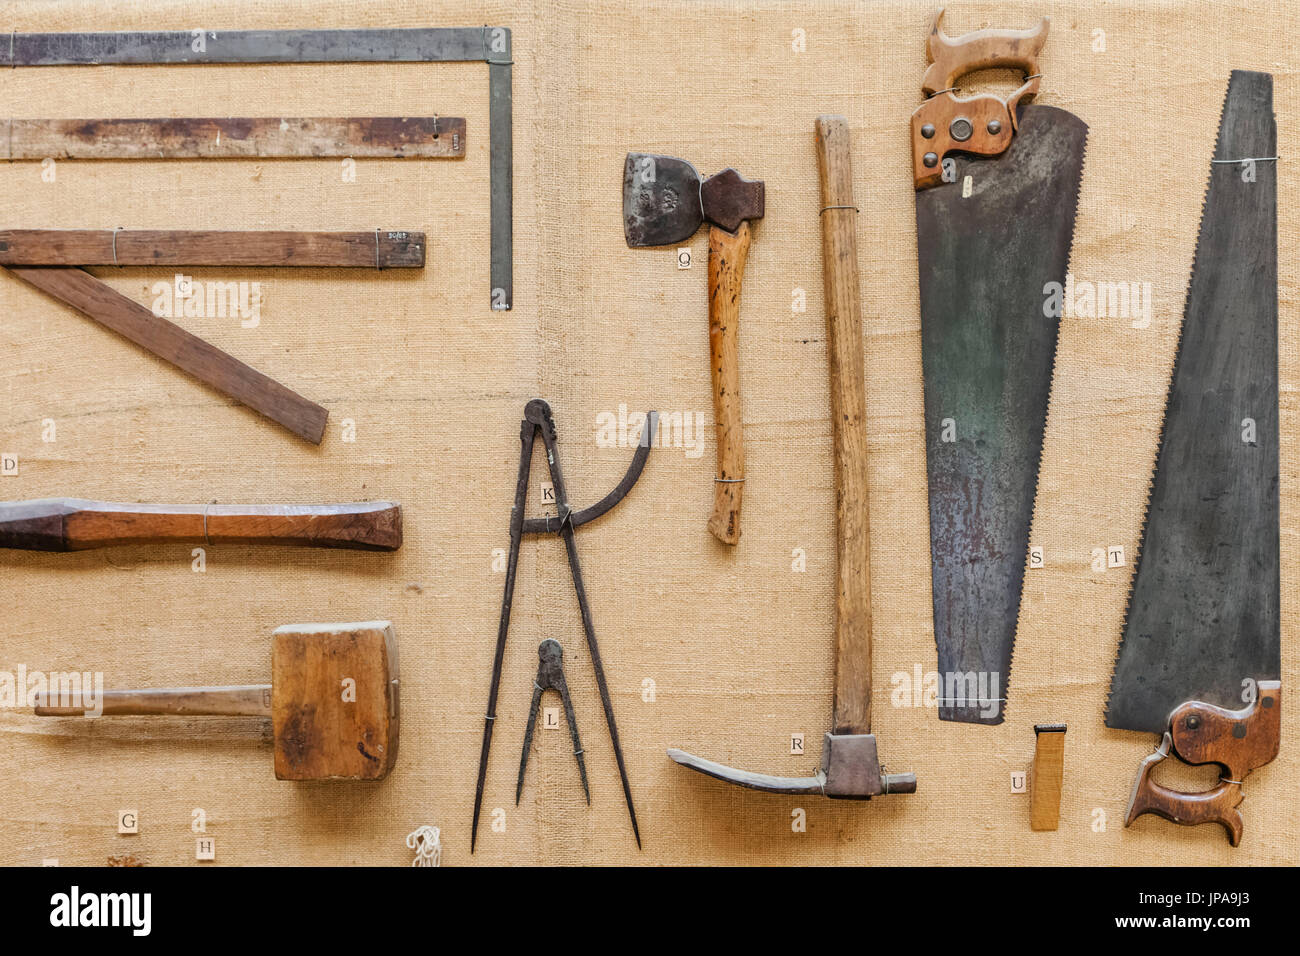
[[272, 621, 400, 781], [623, 153, 765, 246]]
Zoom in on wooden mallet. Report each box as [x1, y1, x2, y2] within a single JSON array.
[[34, 621, 400, 781]]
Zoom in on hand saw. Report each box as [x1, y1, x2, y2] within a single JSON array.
[[912, 10, 1087, 724], [1106, 71, 1280, 846]]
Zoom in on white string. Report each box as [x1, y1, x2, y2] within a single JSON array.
[[406, 825, 442, 867]]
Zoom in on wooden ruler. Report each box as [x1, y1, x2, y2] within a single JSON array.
[[3, 117, 465, 160], [6, 27, 513, 310], [7, 266, 329, 443], [0, 229, 425, 267]]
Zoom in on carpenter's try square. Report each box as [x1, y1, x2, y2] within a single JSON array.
[[5, 26, 514, 310]]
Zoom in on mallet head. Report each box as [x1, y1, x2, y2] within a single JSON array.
[[272, 621, 400, 781]]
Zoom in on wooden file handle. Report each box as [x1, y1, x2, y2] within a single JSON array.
[[35, 685, 272, 717], [706, 222, 751, 545], [816, 116, 873, 736], [1125, 682, 1280, 846], [0, 498, 402, 552]]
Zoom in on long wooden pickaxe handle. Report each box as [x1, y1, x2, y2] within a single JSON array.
[[0, 498, 402, 551], [817, 116, 873, 736]]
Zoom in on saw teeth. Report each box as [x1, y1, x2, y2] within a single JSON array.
[[1006, 120, 1090, 725], [1104, 75, 1238, 726]]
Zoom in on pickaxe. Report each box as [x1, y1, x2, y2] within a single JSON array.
[[668, 117, 915, 799], [623, 153, 764, 544]]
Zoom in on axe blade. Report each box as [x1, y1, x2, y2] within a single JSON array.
[[623, 152, 703, 247]]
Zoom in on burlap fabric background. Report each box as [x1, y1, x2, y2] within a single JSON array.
[[0, 0, 1295, 866]]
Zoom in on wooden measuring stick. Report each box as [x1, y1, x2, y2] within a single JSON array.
[[3, 116, 465, 160], [6, 265, 328, 443], [0, 229, 425, 267]]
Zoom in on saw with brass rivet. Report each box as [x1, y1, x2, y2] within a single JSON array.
[[913, 9, 1087, 724]]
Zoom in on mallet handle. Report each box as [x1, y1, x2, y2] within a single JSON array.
[[816, 116, 873, 735], [706, 222, 750, 545], [0, 497, 402, 551], [35, 685, 272, 717]]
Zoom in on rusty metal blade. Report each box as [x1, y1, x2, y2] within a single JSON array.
[[915, 104, 1087, 724], [668, 749, 827, 794], [623, 153, 703, 246], [1106, 71, 1280, 734]]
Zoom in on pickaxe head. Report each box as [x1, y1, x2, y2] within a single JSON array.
[[669, 733, 916, 799], [623, 153, 765, 246]]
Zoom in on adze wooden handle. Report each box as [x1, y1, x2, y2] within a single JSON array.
[[0, 498, 402, 552], [706, 222, 750, 545], [817, 116, 873, 735]]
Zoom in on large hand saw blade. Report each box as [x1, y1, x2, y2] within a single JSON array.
[[1106, 71, 1279, 734], [916, 104, 1087, 724]]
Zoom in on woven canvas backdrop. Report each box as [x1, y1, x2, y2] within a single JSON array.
[[0, 0, 1295, 866]]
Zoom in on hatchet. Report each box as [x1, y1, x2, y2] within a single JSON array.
[[34, 621, 400, 781], [668, 118, 914, 798], [624, 153, 764, 544], [0, 497, 401, 551]]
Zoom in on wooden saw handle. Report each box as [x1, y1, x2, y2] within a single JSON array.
[[921, 8, 1049, 96], [816, 116, 873, 735], [909, 10, 1048, 189], [707, 222, 751, 545], [0, 497, 402, 552], [1125, 681, 1280, 846]]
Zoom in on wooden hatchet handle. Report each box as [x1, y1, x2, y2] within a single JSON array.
[[707, 222, 750, 545], [817, 116, 873, 736], [0, 498, 402, 551], [35, 685, 272, 717]]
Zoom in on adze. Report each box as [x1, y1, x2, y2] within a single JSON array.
[[667, 117, 915, 799], [623, 152, 763, 545], [1106, 72, 1280, 846], [912, 10, 1087, 724], [471, 399, 658, 850], [34, 621, 400, 781]]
